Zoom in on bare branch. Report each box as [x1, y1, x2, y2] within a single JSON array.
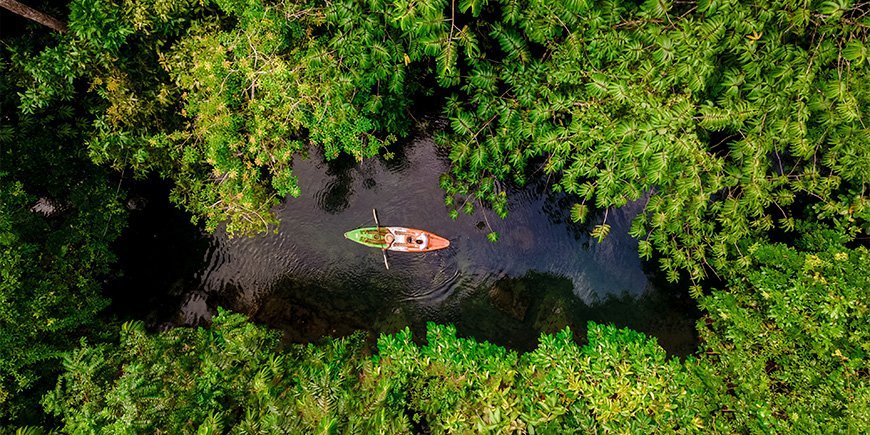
[[0, 0, 67, 32]]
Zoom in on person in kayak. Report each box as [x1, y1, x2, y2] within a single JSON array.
[[416, 233, 429, 250], [384, 233, 395, 249]]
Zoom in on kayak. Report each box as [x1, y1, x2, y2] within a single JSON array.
[[344, 227, 450, 252]]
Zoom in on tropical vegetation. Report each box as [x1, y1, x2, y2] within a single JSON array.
[[39, 237, 870, 433], [0, 0, 866, 431], [0, 53, 125, 421]]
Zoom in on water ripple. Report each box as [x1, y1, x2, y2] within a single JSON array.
[[159, 134, 698, 355]]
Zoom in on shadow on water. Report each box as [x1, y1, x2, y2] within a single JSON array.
[[104, 179, 212, 327], [315, 153, 357, 215], [453, 271, 699, 356], [107, 130, 701, 356]]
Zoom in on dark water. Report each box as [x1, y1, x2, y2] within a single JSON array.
[[109, 130, 699, 356]]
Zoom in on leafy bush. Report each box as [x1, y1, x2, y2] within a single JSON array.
[[378, 322, 706, 433], [15, 0, 866, 276], [428, 0, 869, 281], [696, 232, 870, 432], [3, 0, 867, 431], [43, 309, 409, 433], [41, 235, 868, 433], [44, 310, 702, 432]]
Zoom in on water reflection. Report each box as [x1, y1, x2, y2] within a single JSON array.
[[314, 153, 356, 214], [454, 272, 698, 355], [110, 132, 699, 356], [105, 179, 213, 327]]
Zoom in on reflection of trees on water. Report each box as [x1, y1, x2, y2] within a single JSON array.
[[315, 152, 356, 214], [537, 184, 652, 257], [111, 140, 699, 357], [379, 137, 414, 173], [379, 115, 451, 174], [457, 271, 698, 356], [540, 190, 594, 242], [495, 172, 594, 242], [313, 134, 420, 214], [251, 272, 416, 344]]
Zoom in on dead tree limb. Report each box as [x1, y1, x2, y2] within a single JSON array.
[[0, 0, 67, 32]]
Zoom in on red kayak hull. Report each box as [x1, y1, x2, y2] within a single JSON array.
[[344, 227, 450, 252]]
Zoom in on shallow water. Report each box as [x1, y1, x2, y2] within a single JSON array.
[[109, 130, 699, 355]]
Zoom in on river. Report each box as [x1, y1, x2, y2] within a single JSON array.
[[108, 127, 699, 356]]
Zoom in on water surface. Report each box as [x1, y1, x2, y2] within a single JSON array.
[[110, 131, 699, 355]]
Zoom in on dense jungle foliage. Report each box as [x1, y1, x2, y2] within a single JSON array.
[[38, 238, 870, 433], [1, 0, 867, 431], [11, 0, 867, 279], [0, 55, 126, 421]]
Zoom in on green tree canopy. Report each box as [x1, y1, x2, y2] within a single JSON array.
[[430, 0, 869, 281], [42, 308, 411, 433], [44, 308, 703, 433], [13, 0, 867, 279], [0, 54, 125, 423], [13, 0, 417, 234], [695, 228, 869, 431], [41, 234, 869, 432], [2, 0, 867, 429]]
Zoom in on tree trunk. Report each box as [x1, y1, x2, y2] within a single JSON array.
[[0, 0, 67, 33]]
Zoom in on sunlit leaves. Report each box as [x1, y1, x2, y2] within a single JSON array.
[[570, 203, 588, 223], [6, 0, 869, 432], [431, 0, 867, 282], [44, 309, 411, 433], [591, 223, 610, 242], [11, 0, 869, 281], [489, 23, 529, 63], [451, 111, 476, 136], [48, 311, 706, 433], [436, 41, 460, 86], [697, 238, 869, 432], [842, 40, 866, 64], [817, 0, 851, 17], [638, 239, 653, 259], [459, 0, 487, 17], [640, 0, 671, 19]]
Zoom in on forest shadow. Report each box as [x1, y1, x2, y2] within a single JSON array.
[[104, 178, 212, 328], [453, 271, 700, 357]]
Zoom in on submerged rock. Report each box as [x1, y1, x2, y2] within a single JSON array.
[[488, 277, 531, 321]]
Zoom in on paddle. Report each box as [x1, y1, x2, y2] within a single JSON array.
[[373, 208, 389, 270]]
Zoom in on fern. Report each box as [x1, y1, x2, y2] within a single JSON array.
[[591, 223, 611, 242], [570, 203, 588, 223]]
